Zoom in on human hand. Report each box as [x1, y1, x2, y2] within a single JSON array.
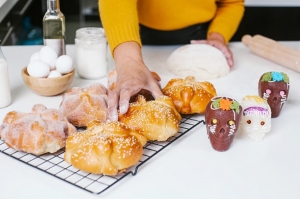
[[190, 32, 234, 68], [108, 42, 163, 121]]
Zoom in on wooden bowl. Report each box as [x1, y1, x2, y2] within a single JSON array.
[[21, 67, 75, 96]]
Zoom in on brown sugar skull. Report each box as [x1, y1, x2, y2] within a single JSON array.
[[258, 72, 290, 118], [205, 97, 242, 152]]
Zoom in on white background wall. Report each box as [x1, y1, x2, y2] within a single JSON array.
[[245, 0, 300, 6]]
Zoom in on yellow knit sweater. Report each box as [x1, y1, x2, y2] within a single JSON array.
[[99, 0, 244, 54]]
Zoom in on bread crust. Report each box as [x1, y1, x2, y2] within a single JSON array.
[[64, 121, 147, 175], [162, 76, 217, 114], [59, 83, 108, 127], [0, 104, 77, 155], [119, 95, 182, 141]]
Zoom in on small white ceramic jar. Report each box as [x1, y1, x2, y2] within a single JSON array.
[[75, 27, 108, 79]]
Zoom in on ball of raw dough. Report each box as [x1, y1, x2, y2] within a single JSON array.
[[166, 44, 230, 80]]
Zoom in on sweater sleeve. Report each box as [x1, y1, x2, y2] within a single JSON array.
[[98, 0, 141, 56], [207, 0, 245, 43]]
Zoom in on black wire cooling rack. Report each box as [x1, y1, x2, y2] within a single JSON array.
[[0, 115, 205, 195]]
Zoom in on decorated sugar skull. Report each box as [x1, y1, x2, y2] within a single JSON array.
[[258, 71, 290, 118], [240, 95, 271, 141], [204, 96, 242, 152]]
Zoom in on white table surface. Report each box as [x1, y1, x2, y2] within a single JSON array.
[[0, 42, 300, 199]]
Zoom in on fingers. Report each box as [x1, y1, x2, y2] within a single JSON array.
[[149, 84, 163, 99], [119, 99, 129, 115], [118, 82, 163, 115], [110, 63, 164, 118], [227, 51, 234, 68], [213, 43, 233, 68], [119, 87, 133, 115], [107, 90, 119, 121], [108, 87, 139, 120], [190, 40, 206, 44]]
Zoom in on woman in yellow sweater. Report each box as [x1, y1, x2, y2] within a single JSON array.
[[99, 0, 245, 121]]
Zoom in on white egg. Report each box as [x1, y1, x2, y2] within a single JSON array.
[[47, 70, 62, 78], [29, 52, 40, 62], [27, 60, 50, 78], [39, 46, 58, 70], [56, 55, 74, 74]]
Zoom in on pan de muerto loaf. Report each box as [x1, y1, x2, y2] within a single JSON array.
[[0, 104, 77, 155], [59, 83, 108, 127], [118, 95, 182, 141], [162, 76, 217, 114], [64, 121, 147, 175]]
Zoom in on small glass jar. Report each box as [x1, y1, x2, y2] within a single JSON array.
[[75, 27, 108, 79]]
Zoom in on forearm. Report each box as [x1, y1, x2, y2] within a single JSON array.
[[114, 42, 144, 71]]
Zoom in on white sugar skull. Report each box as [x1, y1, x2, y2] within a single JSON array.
[[240, 95, 271, 141]]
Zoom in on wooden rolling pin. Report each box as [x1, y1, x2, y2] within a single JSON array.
[[242, 34, 300, 73]]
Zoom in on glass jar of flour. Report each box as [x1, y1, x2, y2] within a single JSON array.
[[75, 27, 108, 79]]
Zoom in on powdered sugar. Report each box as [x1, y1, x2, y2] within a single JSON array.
[[0, 104, 76, 155], [59, 83, 108, 127]]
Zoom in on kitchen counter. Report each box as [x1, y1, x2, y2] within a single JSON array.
[[0, 42, 300, 199]]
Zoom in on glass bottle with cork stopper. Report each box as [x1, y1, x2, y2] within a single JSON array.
[[43, 0, 66, 56]]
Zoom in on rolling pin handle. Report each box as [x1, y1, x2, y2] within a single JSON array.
[[242, 35, 252, 46]]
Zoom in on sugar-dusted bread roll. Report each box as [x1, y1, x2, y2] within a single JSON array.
[[162, 76, 217, 114], [166, 44, 230, 80], [64, 121, 147, 175], [119, 95, 182, 141], [0, 104, 77, 155], [59, 83, 108, 127]]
